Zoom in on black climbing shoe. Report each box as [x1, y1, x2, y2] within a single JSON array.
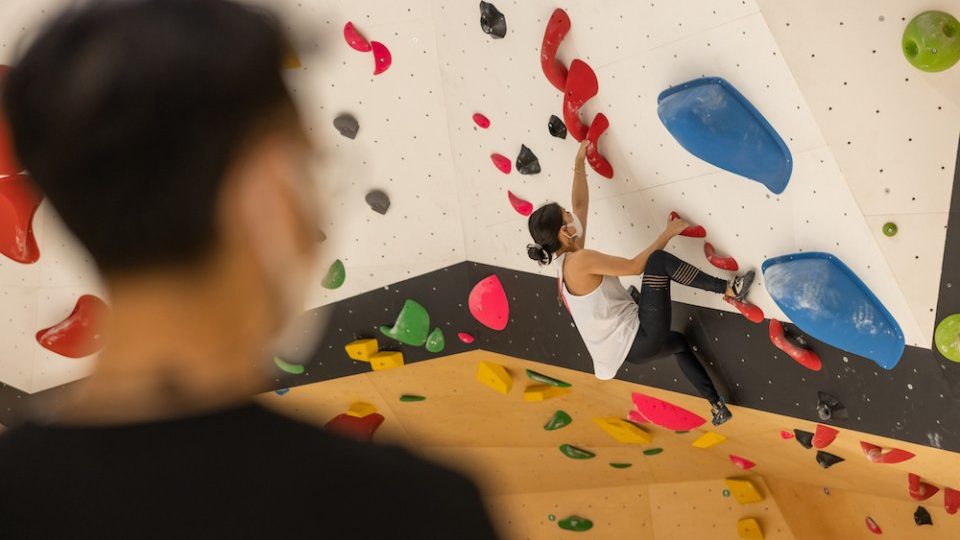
[[627, 285, 641, 305], [727, 270, 755, 302], [711, 398, 733, 426]]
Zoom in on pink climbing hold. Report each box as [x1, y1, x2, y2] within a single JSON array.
[[343, 22, 372, 52], [945, 487, 960, 515], [508, 191, 533, 216], [724, 297, 764, 324], [36, 294, 109, 358], [562, 59, 598, 142], [472, 113, 490, 129], [668, 211, 707, 238], [585, 113, 613, 179], [909, 473, 940, 501], [627, 409, 649, 424], [780, 430, 795, 439], [769, 319, 822, 371], [812, 424, 838, 449], [469, 274, 509, 331], [490, 153, 512, 174], [729, 454, 756, 470], [371, 41, 391, 75], [458, 332, 475, 344], [540, 8, 571, 92], [865, 516, 882, 535], [704, 242, 739, 271], [859, 441, 914, 464], [630, 392, 706, 431]]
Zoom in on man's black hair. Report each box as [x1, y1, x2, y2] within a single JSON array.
[[2, 0, 298, 276]]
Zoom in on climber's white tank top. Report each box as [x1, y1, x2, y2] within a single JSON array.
[[556, 253, 640, 380]]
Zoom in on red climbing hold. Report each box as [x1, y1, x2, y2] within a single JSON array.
[[631, 392, 706, 431], [472, 113, 490, 129], [563, 60, 598, 142], [36, 294, 109, 358], [371, 41, 391, 75], [945, 487, 960, 515], [469, 274, 509, 331], [865, 516, 882, 535], [585, 113, 613, 179], [704, 242, 739, 271], [780, 430, 795, 439], [724, 297, 764, 324], [729, 454, 756, 470], [325, 412, 384, 442], [812, 424, 838, 449], [508, 191, 533, 216], [458, 332, 475, 344], [0, 174, 42, 264], [540, 8, 571, 92], [668, 211, 707, 238], [859, 441, 915, 464], [343, 22, 372, 52], [908, 473, 940, 501], [769, 319, 822, 371], [0, 66, 22, 176], [490, 153, 511, 174], [627, 409, 649, 424]]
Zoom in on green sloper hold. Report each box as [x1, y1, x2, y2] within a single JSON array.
[[643, 448, 663, 456], [902, 11, 960, 72], [609, 462, 632, 469], [274, 356, 305, 375], [935, 314, 960, 362], [399, 394, 426, 402], [544, 410, 572, 431], [380, 299, 430, 346], [321, 259, 346, 289], [558, 516, 593, 532], [525, 368, 571, 388], [559, 444, 595, 460], [425, 327, 445, 353]]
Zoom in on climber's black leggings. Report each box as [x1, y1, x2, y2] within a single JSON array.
[[625, 250, 727, 403]]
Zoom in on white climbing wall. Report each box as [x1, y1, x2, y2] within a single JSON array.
[[0, 0, 956, 392]]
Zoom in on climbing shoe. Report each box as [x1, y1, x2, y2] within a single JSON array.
[[727, 270, 755, 302], [711, 398, 733, 426]]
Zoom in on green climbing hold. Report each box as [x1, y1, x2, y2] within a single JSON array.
[[380, 299, 431, 346], [425, 327, 445, 353], [274, 356, 305, 375], [558, 516, 593, 532], [525, 368, 571, 388], [902, 11, 960, 72], [643, 448, 663, 456], [321, 259, 346, 289], [548, 514, 556, 522], [723, 489, 731, 497], [609, 462, 633, 469], [559, 444, 595, 460], [544, 410, 572, 430], [882, 222, 898, 237], [399, 394, 426, 402], [935, 314, 960, 362]]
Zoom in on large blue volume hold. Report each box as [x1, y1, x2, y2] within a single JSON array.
[[657, 77, 792, 194], [762, 252, 905, 369]]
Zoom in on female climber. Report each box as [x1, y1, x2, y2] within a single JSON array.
[[526, 141, 754, 426]]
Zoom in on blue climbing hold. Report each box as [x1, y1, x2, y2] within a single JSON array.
[[762, 252, 904, 369], [657, 77, 792, 194]]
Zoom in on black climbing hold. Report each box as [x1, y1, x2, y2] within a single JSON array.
[[815, 450, 844, 469], [794, 429, 814, 449], [479, 2, 506, 39], [914, 505, 933, 526], [333, 113, 359, 139], [548, 115, 567, 139], [516, 145, 541, 175], [816, 391, 848, 421], [365, 190, 390, 215]]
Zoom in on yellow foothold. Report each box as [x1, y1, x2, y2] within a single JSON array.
[[345, 339, 379, 362], [523, 384, 571, 402], [725, 478, 764, 505], [370, 351, 404, 371], [346, 401, 377, 418], [593, 417, 652, 444], [691, 431, 727, 448], [737, 517, 764, 539], [477, 361, 513, 394]]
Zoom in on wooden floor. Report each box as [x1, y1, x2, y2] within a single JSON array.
[[259, 350, 960, 539]]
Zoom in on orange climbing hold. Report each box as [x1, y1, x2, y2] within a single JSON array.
[[769, 319, 821, 371], [36, 294, 109, 358], [908, 473, 940, 501], [859, 441, 914, 464], [812, 424, 838, 449]]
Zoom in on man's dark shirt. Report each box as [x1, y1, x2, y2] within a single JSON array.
[[0, 403, 499, 539]]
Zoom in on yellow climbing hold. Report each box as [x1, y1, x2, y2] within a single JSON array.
[[477, 361, 513, 394], [725, 478, 764, 505], [346, 401, 377, 418], [737, 517, 764, 539], [523, 384, 571, 402], [345, 339, 379, 362], [370, 351, 404, 371], [692, 431, 727, 448], [593, 417, 652, 444]]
